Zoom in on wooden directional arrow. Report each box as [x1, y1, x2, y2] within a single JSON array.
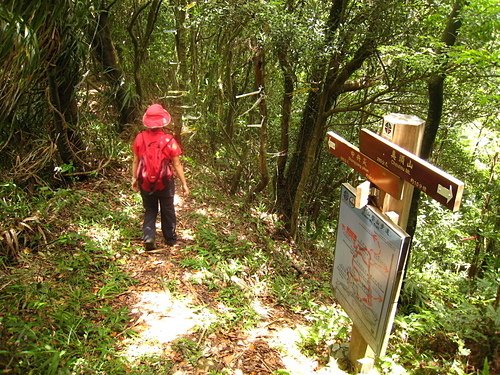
[[327, 132, 403, 199], [359, 129, 464, 211]]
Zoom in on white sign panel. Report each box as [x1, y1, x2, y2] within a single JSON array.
[[332, 183, 410, 355]]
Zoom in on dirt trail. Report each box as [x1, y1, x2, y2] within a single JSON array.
[[112, 191, 350, 374]]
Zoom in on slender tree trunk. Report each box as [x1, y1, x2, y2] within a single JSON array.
[[228, 61, 253, 195], [247, 42, 269, 202], [406, 0, 466, 238], [128, 0, 162, 107], [92, 5, 137, 132], [468, 152, 498, 279], [224, 50, 236, 139], [190, 25, 199, 91], [275, 45, 295, 205], [170, 0, 188, 140], [229, 129, 251, 195]]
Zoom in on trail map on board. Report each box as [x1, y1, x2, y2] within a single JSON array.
[[332, 183, 410, 355]]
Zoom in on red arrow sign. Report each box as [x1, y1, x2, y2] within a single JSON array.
[[359, 129, 464, 211], [327, 132, 403, 199]]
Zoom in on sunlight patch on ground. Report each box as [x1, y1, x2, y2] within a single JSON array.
[[183, 269, 213, 284], [193, 205, 228, 219], [194, 207, 209, 217], [268, 326, 350, 375], [120, 290, 216, 361], [179, 228, 195, 241], [174, 193, 184, 206], [82, 223, 121, 247], [251, 298, 270, 318]]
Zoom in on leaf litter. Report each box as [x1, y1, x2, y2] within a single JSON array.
[[112, 178, 351, 374]]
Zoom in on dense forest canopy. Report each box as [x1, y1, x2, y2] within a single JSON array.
[[0, 0, 498, 373]]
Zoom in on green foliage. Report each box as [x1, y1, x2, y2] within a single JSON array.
[[271, 275, 317, 312], [297, 305, 350, 364], [177, 218, 265, 330], [393, 263, 498, 372], [214, 284, 261, 329], [0, 0, 498, 373], [0, 254, 132, 373], [171, 337, 202, 366]]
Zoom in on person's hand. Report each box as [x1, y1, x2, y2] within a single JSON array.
[[132, 178, 139, 192], [181, 183, 190, 196]]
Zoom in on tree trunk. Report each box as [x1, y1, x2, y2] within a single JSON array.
[[468, 152, 498, 279], [93, 5, 137, 132], [48, 73, 80, 167], [190, 23, 199, 91], [224, 49, 237, 139], [170, 0, 188, 141], [278, 88, 321, 226], [47, 29, 84, 169], [276, 0, 348, 233], [275, 44, 295, 205], [286, 32, 377, 238], [128, 0, 162, 108], [289, 94, 328, 236], [247, 42, 269, 202], [406, 0, 466, 238]]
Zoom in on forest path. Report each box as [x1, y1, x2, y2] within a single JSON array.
[[111, 171, 350, 374]]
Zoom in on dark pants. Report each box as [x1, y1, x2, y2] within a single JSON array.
[[140, 179, 176, 245]]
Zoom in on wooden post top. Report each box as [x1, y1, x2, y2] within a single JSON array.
[[383, 113, 425, 126]]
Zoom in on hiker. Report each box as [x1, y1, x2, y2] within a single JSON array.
[[131, 103, 189, 251]]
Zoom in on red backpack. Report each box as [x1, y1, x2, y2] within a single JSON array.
[[137, 131, 174, 193]]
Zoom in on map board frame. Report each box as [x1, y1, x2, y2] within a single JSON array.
[[332, 183, 411, 356]]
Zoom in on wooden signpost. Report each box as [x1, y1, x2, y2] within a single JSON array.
[[327, 114, 464, 373]]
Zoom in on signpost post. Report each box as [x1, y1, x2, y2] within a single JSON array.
[[327, 114, 464, 373], [374, 114, 425, 228]]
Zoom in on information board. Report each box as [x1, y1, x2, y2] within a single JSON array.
[[332, 183, 411, 355]]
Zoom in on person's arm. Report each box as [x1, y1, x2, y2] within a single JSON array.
[[132, 153, 139, 192], [171, 156, 189, 195]]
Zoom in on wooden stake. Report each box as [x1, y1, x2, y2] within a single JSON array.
[[355, 181, 371, 209], [349, 325, 375, 372]]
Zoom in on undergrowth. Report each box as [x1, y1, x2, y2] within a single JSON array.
[[0, 172, 140, 374], [0, 154, 497, 374]]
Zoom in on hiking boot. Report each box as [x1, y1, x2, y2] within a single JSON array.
[[144, 240, 156, 251]]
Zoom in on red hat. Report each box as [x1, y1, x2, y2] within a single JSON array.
[[142, 104, 172, 128]]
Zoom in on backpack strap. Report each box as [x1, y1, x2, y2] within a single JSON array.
[[140, 131, 174, 156]]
